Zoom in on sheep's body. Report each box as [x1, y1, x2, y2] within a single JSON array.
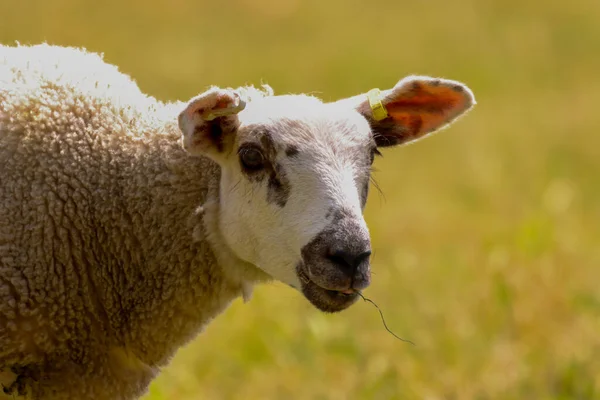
[[0, 42, 476, 400], [0, 44, 263, 399]]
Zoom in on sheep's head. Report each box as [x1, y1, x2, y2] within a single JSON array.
[[178, 76, 475, 313]]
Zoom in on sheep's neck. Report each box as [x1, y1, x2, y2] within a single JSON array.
[[95, 114, 264, 368]]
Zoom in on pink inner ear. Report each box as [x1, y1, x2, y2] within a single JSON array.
[[192, 99, 231, 118], [184, 92, 236, 122], [385, 82, 470, 138]]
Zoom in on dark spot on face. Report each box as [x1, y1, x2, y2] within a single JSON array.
[[267, 163, 291, 207], [451, 83, 465, 92], [259, 131, 277, 159], [239, 129, 292, 207], [285, 145, 299, 157]]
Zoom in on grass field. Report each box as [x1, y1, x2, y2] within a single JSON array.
[[2, 0, 599, 398]]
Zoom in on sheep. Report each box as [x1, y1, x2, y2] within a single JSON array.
[[0, 43, 475, 399]]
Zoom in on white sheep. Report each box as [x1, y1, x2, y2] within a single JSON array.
[[0, 43, 475, 399]]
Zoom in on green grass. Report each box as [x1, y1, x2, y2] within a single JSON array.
[[2, 0, 599, 398]]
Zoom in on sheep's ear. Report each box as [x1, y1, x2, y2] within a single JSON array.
[[351, 76, 475, 147], [178, 87, 245, 157]]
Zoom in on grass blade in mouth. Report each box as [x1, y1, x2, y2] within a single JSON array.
[[356, 292, 415, 346]]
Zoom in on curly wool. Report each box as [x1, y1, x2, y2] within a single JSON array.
[[0, 44, 266, 399]]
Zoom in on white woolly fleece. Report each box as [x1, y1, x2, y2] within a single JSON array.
[[0, 44, 268, 399]]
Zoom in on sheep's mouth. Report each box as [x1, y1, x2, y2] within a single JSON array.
[[296, 265, 360, 313]]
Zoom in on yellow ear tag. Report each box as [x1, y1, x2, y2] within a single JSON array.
[[367, 88, 389, 121]]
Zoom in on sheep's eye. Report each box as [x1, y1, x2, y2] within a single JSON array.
[[239, 146, 265, 171]]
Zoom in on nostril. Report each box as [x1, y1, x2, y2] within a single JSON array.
[[354, 250, 372, 266], [328, 251, 350, 268], [328, 249, 372, 269]]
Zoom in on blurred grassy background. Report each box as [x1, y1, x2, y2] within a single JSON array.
[[2, 0, 599, 398]]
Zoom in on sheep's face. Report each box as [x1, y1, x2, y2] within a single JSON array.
[[179, 76, 475, 312]]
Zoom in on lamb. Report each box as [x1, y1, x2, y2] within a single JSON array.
[[0, 43, 475, 399]]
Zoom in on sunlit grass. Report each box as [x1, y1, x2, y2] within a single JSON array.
[[2, 0, 599, 398]]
